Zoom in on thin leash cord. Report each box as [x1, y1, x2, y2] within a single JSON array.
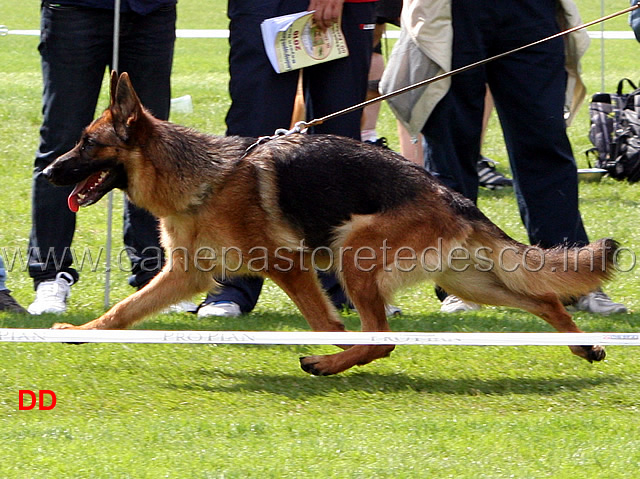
[[291, 4, 640, 133]]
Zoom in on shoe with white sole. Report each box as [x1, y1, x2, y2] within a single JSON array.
[[385, 304, 402, 317], [162, 300, 199, 314], [28, 272, 74, 315], [569, 291, 627, 316], [440, 295, 481, 313], [197, 301, 242, 318], [477, 156, 513, 190]]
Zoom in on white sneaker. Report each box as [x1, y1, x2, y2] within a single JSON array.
[[162, 300, 199, 314], [385, 304, 402, 317], [570, 291, 627, 316], [440, 295, 481, 313], [28, 272, 74, 315], [197, 301, 242, 318]]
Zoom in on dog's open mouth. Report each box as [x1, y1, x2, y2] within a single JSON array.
[[68, 169, 115, 212]]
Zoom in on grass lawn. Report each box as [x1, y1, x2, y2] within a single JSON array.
[[1, 1, 639, 477]]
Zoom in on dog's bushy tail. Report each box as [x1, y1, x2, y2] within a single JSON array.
[[477, 234, 618, 302]]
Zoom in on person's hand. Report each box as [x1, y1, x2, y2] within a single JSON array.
[[308, 0, 344, 30]]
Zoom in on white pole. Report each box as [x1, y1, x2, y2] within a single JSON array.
[[104, 0, 121, 310]]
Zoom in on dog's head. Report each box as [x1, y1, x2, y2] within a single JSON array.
[[43, 71, 150, 212]]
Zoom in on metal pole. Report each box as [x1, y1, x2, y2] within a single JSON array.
[[601, 0, 606, 91], [104, 0, 121, 310]]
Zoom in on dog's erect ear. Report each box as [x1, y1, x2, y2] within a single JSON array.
[[110, 72, 144, 142], [109, 70, 118, 106]]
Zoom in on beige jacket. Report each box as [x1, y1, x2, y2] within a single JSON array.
[[380, 0, 590, 136]]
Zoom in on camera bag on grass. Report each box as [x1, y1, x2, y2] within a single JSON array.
[[586, 78, 640, 182]]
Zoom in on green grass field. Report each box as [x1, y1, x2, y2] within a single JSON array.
[[1, 1, 640, 477]]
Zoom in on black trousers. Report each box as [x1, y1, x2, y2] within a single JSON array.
[[422, 0, 589, 249], [29, 3, 176, 288], [208, 0, 375, 311]]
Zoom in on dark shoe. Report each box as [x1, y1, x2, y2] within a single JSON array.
[[0, 289, 28, 314], [364, 137, 390, 149], [477, 156, 513, 189]]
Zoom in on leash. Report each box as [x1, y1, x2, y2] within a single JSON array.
[[244, 3, 640, 151]]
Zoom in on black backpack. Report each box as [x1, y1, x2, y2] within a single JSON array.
[[587, 78, 640, 182]]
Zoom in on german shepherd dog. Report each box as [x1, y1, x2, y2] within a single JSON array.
[[44, 72, 617, 375]]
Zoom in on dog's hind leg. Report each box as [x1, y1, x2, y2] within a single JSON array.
[[439, 272, 606, 363], [299, 276, 395, 376], [268, 268, 387, 375], [525, 294, 606, 363], [279, 252, 395, 376], [52, 267, 212, 330]]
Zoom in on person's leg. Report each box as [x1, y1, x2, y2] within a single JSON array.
[[118, 7, 176, 289], [422, 82, 485, 203], [361, 25, 386, 143], [487, 1, 588, 248], [201, 0, 305, 314], [420, 0, 489, 203], [422, 0, 490, 307], [29, 4, 112, 288], [488, 2, 623, 314], [0, 256, 27, 313], [201, 276, 265, 314], [0, 256, 6, 292], [226, 0, 304, 137], [303, 2, 375, 308], [306, 2, 375, 140], [632, 0, 640, 41], [398, 125, 423, 166]]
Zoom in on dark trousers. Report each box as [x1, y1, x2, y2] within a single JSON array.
[[422, 0, 589, 249], [29, 3, 176, 288], [209, 0, 375, 312]]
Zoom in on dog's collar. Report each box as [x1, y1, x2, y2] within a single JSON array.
[[241, 121, 309, 159]]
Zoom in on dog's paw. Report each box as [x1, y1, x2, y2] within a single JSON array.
[[300, 356, 335, 376], [51, 322, 87, 344], [51, 322, 80, 330], [570, 345, 606, 363], [585, 345, 606, 363]]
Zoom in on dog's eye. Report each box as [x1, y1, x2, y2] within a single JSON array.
[[81, 139, 95, 151]]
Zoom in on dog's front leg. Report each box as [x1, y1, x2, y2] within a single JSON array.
[[268, 269, 347, 334], [52, 266, 211, 330]]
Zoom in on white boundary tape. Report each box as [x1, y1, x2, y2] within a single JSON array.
[[2, 23, 637, 348], [4, 30, 637, 40], [0, 329, 639, 346]]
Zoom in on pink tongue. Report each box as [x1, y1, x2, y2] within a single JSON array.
[[68, 179, 88, 213]]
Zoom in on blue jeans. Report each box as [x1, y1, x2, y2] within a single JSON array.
[[28, 3, 176, 289], [207, 0, 375, 312], [632, 0, 640, 42], [0, 256, 7, 291]]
